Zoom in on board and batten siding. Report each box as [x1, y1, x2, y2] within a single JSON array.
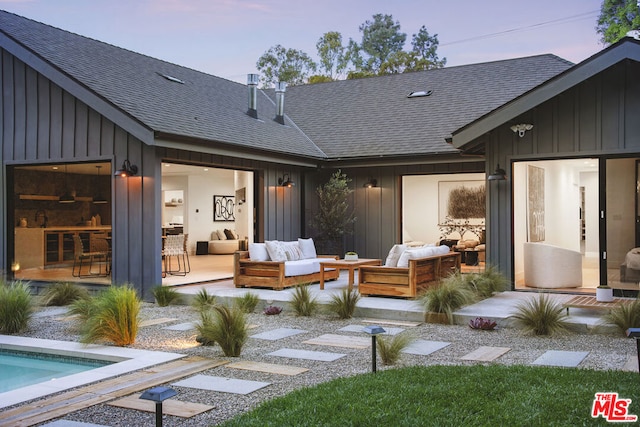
[[484, 59, 640, 283], [1, 49, 161, 299]]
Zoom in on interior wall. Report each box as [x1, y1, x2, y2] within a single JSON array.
[[513, 159, 595, 280], [234, 170, 253, 243], [402, 173, 485, 244], [606, 158, 637, 266]]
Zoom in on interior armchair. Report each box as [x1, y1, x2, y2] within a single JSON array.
[[523, 242, 582, 288]]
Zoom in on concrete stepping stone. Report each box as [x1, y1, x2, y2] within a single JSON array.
[[108, 393, 213, 417], [172, 374, 270, 395], [163, 322, 196, 331], [139, 317, 178, 327], [250, 327, 307, 341], [41, 421, 109, 427], [303, 334, 371, 349], [267, 348, 346, 362], [363, 318, 422, 327], [339, 325, 405, 335], [226, 360, 309, 375], [460, 346, 511, 362], [402, 339, 451, 356], [622, 356, 638, 372], [531, 350, 589, 367]]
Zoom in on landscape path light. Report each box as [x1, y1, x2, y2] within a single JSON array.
[[139, 386, 177, 427], [363, 325, 385, 373], [626, 328, 640, 374]]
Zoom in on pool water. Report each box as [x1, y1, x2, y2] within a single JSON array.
[[0, 349, 112, 393]]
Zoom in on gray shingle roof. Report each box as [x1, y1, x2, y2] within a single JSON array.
[[279, 55, 573, 159], [0, 10, 573, 162], [0, 10, 326, 159]]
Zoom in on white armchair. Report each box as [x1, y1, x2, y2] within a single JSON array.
[[523, 242, 582, 288]]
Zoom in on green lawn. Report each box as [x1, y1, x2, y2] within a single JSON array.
[[221, 365, 639, 426]]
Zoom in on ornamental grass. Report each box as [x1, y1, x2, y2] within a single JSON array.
[[327, 289, 361, 319], [512, 293, 570, 336], [0, 279, 33, 334], [290, 283, 319, 317], [196, 304, 248, 357]]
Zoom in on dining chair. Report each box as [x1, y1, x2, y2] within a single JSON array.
[[163, 233, 188, 276], [72, 235, 109, 277]]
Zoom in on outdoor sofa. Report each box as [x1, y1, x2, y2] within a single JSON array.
[[233, 238, 338, 290], [358, 244, 461, 298]]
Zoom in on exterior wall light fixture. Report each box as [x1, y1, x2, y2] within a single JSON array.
[[510, 123, 533, 138], [488, 164, 507, 181], [114, 159, 138, 177], [363, 178, 377, 188], [278, 173, 295, 187]]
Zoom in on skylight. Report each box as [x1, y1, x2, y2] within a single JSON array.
[[407, 90, 432, 98], [157, 72, 185, 84]]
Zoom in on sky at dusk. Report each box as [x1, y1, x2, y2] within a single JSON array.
[[0, 0, 606, 84]]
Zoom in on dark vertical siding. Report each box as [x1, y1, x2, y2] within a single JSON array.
[[485, 60, 640, 287]]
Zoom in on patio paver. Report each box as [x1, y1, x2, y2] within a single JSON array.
[[107, 393, 213, 417], [163, 322, 196, 331], [460, 346, 511, 362], [41, 421, 109, 427], [339, 325, 405, 335], [267, 348, 346, 362], [402, 339, 451, 356], [226, 360, 309, 375], [250, 328, 307, 341], [139, 317, 178, 327], [303, 334, 371, 349], [531, 350, 589, 367], [172, 374, 270, 395]]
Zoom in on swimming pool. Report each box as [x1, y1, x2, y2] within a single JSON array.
[[0, 335, 185, 409], [0, 348, 112, 393]]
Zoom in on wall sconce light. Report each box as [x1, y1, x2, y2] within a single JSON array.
[[487, 164, 507, 181], [363, 178, 377, 188], [278, 173, 295, 187], [510, 123, 533, 138], [363, 325, 385, 373], [114, 159, 138, 177]]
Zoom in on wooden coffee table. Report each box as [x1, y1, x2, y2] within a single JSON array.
[[319, 258, 382, 291]]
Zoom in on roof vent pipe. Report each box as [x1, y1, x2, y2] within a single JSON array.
[[247, 74, 259, 119], [274, 81, 287, 125]]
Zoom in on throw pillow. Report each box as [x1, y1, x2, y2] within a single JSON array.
[[384, 244, 407, 267], [216, 229, 226, 240], [265, 240, 287, 262], [248, 243, 269, 261], [397, 245, 450, 268], [282, 241, 303, 261], [230, 229, 239, 239], [224, 229, 235, 240], [298, 238, 317, 259], [210, 231, 219, 240]]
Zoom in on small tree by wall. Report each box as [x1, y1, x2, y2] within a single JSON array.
[[310, 170, 356, 254]]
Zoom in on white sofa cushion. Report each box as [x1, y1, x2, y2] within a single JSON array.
[[210, 231, 220, 240], [284, 258, 331, 276], [384, 244, 407, 267], [216, 229, 227, 240], [397, 245, 450, 268], [298, 238, 317, 259], [265, 240, 287, 262], [249, 243, 270, 261]]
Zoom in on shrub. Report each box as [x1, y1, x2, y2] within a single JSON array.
[[234, 292, 259, 313], [152, 285, 180, 307], [513, 293, 569, 336], [192, 288, 217, 312], [196, 304, 247, 356], [469, 317, 498, 330], [328, 289, 361, 319], [41, 282, 89, 306], [377, 333, 414, 365], [263, 305, 283, 315], [463, 266, 509, 299], [0, 280, 33, 334], [290, 284, 319, 316], [77, 285, 141, 346], [601, 299, 640, 335], [420, 277, 474, 324]]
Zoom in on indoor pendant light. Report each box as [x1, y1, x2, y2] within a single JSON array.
[[93, 165, 108, 204], [58, 165, 76, 203]]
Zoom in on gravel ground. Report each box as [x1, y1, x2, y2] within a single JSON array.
[[13, 303, 636, 426]]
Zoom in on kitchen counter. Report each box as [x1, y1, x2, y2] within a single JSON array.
[[18, 225, 111, 231]]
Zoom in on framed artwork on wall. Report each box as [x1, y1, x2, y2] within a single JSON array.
[[214, 195, 235, 221], [438, 180, 485, 225], [527, 165, 545, 242]]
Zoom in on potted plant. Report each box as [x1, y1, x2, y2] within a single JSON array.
[[596, 284, 614, 302], [344, 251, 358, 261]]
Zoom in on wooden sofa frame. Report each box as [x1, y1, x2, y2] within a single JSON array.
[[233, 251, 339, 290], [358, 252, 461, 298]]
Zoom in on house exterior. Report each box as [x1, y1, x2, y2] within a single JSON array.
[[452, 36, 640, 294], [2, 10, 635, 298]]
